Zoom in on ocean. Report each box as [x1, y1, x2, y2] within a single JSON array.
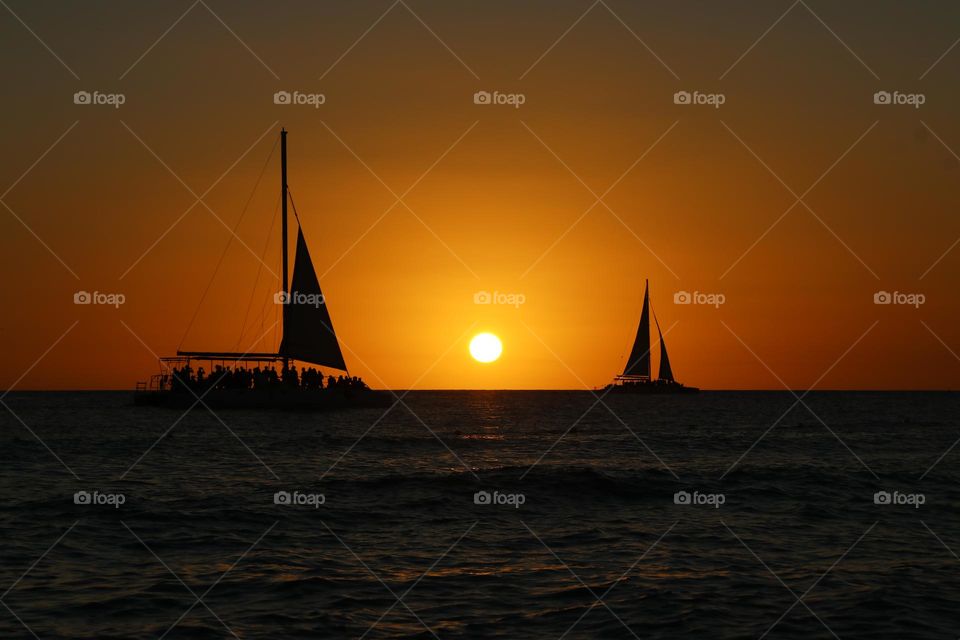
[[1, 391, 958, 639]]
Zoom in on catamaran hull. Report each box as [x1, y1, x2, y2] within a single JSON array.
[[134, 388, 392, 411], [604, 383, 700, 394]]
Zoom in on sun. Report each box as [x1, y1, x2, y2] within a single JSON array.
[[469, 333, 502, 363]]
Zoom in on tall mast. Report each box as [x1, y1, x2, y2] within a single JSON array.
[[281, 128, 289, 369]]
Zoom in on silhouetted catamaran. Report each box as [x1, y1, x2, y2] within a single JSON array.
[[606, 279, 698, 393], [135, 129, 388, 410]]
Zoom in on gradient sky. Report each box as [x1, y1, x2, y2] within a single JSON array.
[[1, 0, 959, 390]]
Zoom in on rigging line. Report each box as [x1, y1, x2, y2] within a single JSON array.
[[236, 193, 281, 349], [179, 135, 280, 349], [287, 188, 303, 225]]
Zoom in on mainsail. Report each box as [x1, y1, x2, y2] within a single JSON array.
[[622, 280, 651, 378], [278, 227, 347, 371], [654, 311, 673, 382]]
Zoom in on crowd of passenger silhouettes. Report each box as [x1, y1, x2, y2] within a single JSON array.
[[167, 363, 368, 394]]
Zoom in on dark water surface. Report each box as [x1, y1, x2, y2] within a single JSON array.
[[1, 391, 958, 639]]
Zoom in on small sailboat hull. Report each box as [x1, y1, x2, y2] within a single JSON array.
[[604, 381, 699, 394], [134, 387, 392, 411]]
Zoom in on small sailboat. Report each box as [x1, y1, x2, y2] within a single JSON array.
[[135, 129, 389, 410], [606, 279, 699, 393]]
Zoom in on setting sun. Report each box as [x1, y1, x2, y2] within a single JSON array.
[[469, 333, 503, 363]]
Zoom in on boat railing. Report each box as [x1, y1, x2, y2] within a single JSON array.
[[135, 374, 172, 393]]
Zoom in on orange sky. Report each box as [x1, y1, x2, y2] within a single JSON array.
[[1, 1, 959, 390]]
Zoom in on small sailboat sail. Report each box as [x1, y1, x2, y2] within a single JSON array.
[[608, 279, 698, 393], [622, 280, 651, 378], [278, 228, 347, 371], [654, 311, 673, 382]]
